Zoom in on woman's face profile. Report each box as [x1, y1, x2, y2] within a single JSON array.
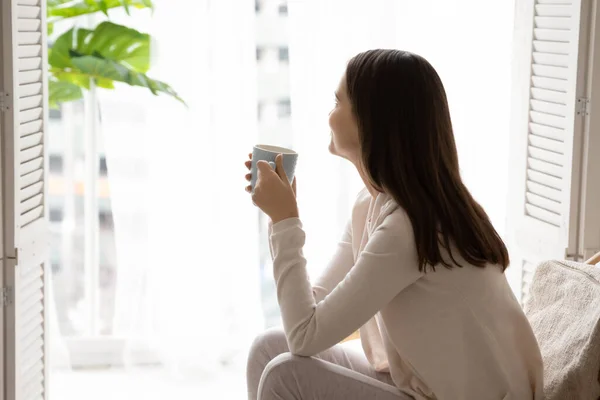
[[328, 75, 360, 162]]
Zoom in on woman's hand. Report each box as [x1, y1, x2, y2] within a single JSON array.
[[244, 153, 298, 223]]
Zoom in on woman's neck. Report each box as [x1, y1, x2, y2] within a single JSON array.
[[355, 161, 379, 198]]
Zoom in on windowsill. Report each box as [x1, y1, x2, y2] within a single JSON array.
[[62, 337, 159, 368]]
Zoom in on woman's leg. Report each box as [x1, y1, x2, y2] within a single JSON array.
[[258, 353, 413, 400], [247, 328, 410, 400]]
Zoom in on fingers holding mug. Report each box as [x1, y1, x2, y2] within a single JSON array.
[[244, 153, 253, 193]]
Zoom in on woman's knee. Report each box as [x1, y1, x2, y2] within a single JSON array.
[[257, 353, 302, 399], [247, 329, 291, 400], [248, 328, 289, 363]]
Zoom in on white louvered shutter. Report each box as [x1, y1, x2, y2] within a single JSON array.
[[1, 0, 49, 399], [507, 0, 593, 302]]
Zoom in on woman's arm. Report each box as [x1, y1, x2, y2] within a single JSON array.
[[269, 220, 355, 303], [270, 209, 423, 357]]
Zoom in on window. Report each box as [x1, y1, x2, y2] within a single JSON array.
[[99, 210, 114, 230], [278, 3, 288, 16], [257, 102, 264, 120], [99, 155, 108, 175], [278, 47, 289, 62], [277, 98, 291, 118], [49, 107, 62, 119], [51, 262, 62, 274], [49, 207, 64, 222], [49, 154, 63, 173]]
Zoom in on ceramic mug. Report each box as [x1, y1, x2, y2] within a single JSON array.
[[251, 144, 298, 192]]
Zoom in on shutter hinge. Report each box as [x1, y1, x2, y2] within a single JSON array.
[[1, 287, 13, 307], [576, 97, 589, 116], [6, 249, 18, 264], [0, 91, 10, 112]]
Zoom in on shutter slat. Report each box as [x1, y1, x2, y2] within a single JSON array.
[[19, 83, 42, 98], [532, 64, 568, 80], [527, 180, 562, 202], [20, 325, 43, 352], [530, 110, 567, 129], [534, 28, 570, 42], [21, 338, 43, 372], [19, 95, 42, 112], [18, 107, 42, 124], [537, 0, 574, 4], [529, 157, 563, 178], [17, 44, 41, 58], [533, 40, 570, 54], [20, 168, 43, 187], [19, 70, 42, 85], [535, 5, 572, 17], [18, 265, 42, 294], [21, 366, 43, 399], [19, 119, 42, 136], [529, 134, 564, 153], [531, 87, 567, 104], [532, 76, 568, 92], [24, 388, 44, 400], [529, 146, 564, 166], [530, 99, 567, 116], [17, 32, 41, 45], [21, 194, 42, 215], [19, 277, 42, 304], [526, 192, 561, 214], [20, 345, 43, 374], [535, 16, 572, 29], [20, 182, 43, 202], [22, 376, 43, 400], [527, 168, 563, 190], [20, 205, 43, 227], [20, 132, 42, 150], [17, 5, 41, 19], [17, 18, 41, 32], [18, 57, 41, 72], [20, 307, 43, 342], [17, 0, 41, 5], [20, 144, 43, 163], [529, 122, 565, 141], [526, 204, 561, 226], [532, 52, 569, 67], [20, 163, 43, 180], [19, 287, 42, 314], [23, 386, 44, 400]]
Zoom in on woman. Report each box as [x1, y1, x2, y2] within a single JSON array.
[[243, 49, 543, 400]]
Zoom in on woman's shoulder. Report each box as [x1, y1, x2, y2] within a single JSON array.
[[350, 188, 371, 227], [355, 187, 371, 204]]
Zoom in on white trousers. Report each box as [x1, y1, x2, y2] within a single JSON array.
[[247, 328, 414, 400]]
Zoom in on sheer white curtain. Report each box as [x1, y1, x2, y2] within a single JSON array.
[[100, 0, 262, 374], [288, 0, 515, 279]]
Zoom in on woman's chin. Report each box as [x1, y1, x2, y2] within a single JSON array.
[[328, 139, 336, 155]]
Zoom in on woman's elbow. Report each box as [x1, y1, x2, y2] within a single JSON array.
[[287, 336, 319, 357]]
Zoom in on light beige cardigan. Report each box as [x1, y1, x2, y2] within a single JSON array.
[[269, 189, 544, 399]]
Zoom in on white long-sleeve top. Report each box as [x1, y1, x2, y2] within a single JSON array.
[[269, 188, 543, 400]]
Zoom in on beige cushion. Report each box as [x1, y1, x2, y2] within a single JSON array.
[[524, 260, 600, 400]]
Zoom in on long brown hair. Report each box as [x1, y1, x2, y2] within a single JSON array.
[[345, 49, 509, 272]]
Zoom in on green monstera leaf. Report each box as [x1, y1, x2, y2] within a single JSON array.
[[48, 0, 153, 20], [48, 79, 84, 109], [48, 21, 183, 107]]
